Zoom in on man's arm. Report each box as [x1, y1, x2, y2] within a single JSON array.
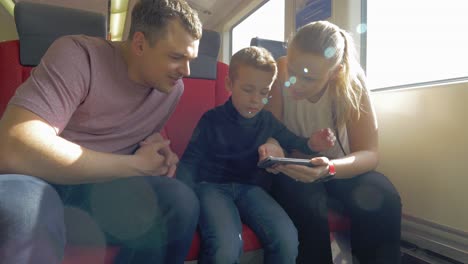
[[0, 105, 170, 184]]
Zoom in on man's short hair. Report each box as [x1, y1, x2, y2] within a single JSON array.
[[129, 0, 202, 45]]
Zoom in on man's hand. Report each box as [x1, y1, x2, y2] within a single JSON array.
[[308, 128, 336, 152], [134, 140, 172, 176], [138, 133, 179, 177]]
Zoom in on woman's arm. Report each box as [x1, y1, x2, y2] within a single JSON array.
[[274, 89, 379, 181], [333, 89, 379, 178]]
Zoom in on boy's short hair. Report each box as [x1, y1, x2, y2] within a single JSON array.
[[129, 0, 202, 46], [229, 46, 277, 82]]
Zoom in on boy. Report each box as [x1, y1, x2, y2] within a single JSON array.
[[177, 46, 329, 263]]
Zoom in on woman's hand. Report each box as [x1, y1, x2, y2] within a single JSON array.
[[275, 156, 330, 182], [308, 128, 336, 152]]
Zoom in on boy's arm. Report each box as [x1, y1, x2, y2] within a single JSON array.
[[176, 116, 209, 188], [269, 114, 318, 155]]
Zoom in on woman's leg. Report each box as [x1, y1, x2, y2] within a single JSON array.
[[271, 173, 333, 264], [237, 185, 298, 264], [0, 174, 66, 264], [325, 171, 402, 264], [196, 183, 243, 264]]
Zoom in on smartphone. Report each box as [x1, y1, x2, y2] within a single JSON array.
[[257, 156, 315, 168]]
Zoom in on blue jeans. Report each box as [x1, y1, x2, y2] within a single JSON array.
[[0, 174, 199, 264], [195, 182, 298, 264]]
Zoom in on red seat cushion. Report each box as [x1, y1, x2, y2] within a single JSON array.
[[61, 246, 120, 264], [185, 224, 262, 261], [328, 210, 351, 232], [0, 40, 33, 115]]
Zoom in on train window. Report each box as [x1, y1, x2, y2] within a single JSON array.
[[365, 0, 468, 90], [231, 0, 285, 56]]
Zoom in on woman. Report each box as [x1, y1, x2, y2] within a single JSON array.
[[259, 21, 402, 264]]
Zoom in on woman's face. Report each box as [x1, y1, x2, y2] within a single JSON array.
[[285, 46, 333, 101]]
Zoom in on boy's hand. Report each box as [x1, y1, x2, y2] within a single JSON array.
[[308, 128, 336, 152], [258, 142, 285, 174]]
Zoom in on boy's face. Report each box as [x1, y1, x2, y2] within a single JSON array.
[[226, 65, 274, 119]]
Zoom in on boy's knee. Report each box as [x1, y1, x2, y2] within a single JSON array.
[[203, 238, 243, 263], [168, 179, 200, 219], [267, 221, 299, 257]]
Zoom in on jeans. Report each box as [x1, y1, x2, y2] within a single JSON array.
[[271, 171, 402, 264], [195, 182, 298, 264], [0, 174, 199, 264]]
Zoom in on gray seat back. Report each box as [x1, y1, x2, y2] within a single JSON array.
[[14, 1, 107, 66]]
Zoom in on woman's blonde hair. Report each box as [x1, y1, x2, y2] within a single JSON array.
[[290, 20, 367, 127]]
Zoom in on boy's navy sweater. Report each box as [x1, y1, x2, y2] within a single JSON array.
[[178, 97, 316, 186]]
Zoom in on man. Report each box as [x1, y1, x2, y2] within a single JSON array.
[[0, 0, 202, 263]]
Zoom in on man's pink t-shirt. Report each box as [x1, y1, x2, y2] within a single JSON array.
[[10, 35, 183, 154]]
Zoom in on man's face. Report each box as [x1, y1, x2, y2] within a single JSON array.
[[135, 19, 199, 93], [227, 65, 274, 119]]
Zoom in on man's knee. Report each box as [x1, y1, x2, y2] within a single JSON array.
[[0, 174, 65, 262], [0, 174, 65, 234]]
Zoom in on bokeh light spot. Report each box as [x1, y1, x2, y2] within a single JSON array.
[[356, 23, 367, 34], [324, 47, 336, 59], [289, 76, 297, 84], [352, 184, 384, 211]]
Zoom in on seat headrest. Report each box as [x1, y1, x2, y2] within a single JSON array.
[[14, 2, 107, 66], [250, 37, 287, 60], [188, 29, 220, 80]]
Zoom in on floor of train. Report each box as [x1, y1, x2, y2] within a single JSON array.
[[185, 233, 462, 264]]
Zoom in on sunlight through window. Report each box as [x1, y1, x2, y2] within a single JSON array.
[[366, 0, 468, 89]]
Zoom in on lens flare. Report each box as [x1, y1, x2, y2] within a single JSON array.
[[356, 23, 367, 34], [289, 76, 297, 84], [284, 81, 291, 88], [262, 97, 269, 105], [324, 47, 336, 59]]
